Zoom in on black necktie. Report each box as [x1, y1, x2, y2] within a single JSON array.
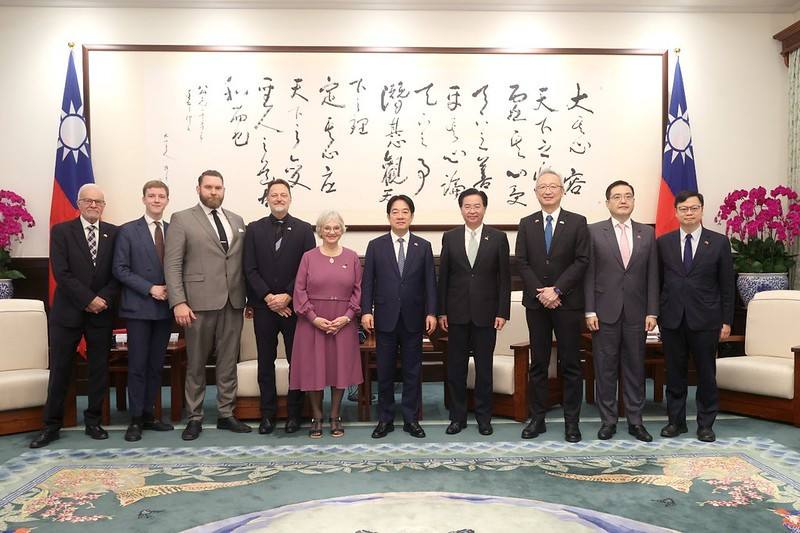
[[274, 219, 285, 251], [683, 234, 693, 273], [211, 209, 229, 253]]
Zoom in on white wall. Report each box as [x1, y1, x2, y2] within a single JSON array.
[[0, 7, 794, 257]]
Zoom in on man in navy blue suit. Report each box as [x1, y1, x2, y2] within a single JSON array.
[[657, 190, 734, 443], [361, 195, 437, 439], [113, 180, 175, 441]]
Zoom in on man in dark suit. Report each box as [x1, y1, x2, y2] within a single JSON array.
[[243, 178, 315, 435], [165, 170, 251, 440], [113, 180, 175, 442], [657, 190, 734, 443], [30, 183, 119, 448], [584, 180, 658, 442], [438, 188, 510, 436], [515, 169, 589, 443], [361, 195, 437, 439]]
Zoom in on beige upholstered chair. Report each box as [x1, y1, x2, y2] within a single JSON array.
[[717, 290, 800, 426], [463, 291, 560, 422], [0, 299, 51, 434], [233, 315, 290, 420]]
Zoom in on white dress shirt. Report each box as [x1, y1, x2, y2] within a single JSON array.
[[542, 207, 561, 237], [679, 226, 703, 260], [464, 224, 484, 252], [611, 216, 633, 254], [144, 213, 164, 244], [199, 203, 233, 247], [80, 215, 99, 246]]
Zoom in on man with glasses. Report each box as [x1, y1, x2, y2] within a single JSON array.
[[584, 180, 658, 442], [657, 191, 734, 443], [243, 178, 315, 435], [31, 184, 119, 448], [515, 170, 589, 442]]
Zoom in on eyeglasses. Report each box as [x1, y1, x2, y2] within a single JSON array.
[[79, 198, 106, 206], [609, 194, 634, 202], [322, 226, 342, 234], [677, 205, 702, 214], [536, 184, 563, 192]]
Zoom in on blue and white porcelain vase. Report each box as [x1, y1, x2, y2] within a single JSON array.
[[0, 279, 13, 299], [736, 272, 789, 307]]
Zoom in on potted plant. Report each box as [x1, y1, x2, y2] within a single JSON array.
[[715, 185, 800, 306], [0, 190, 36, 298]]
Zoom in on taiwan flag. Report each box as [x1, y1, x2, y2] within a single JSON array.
[[655, 59, 698, 237], [49, 50, 95, 303]]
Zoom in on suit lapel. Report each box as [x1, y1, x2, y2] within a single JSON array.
[[602, 219, 625, 269], [629, 221, 646, 268], [70, 219, 94, 268], [192, 205, 225, 254], [530, 211, 547, 255], [690, 228, 712, 272], [456, 226, 472, 270], [472, 226, 493, 271], [136, 217, 159, 266], [402, 234, 419, 279]]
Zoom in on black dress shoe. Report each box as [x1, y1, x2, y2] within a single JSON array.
[[403, 421, 426, 438], [660, 422, 689, 438], [259, 418, 275, 435], [124, 422, 142, 442], [521, 418, 546, 439], [217, 416, 252, 433], [30, 429, 60, 449], [697, 426, 716, 443], [445, 420, 467, 435], [597, 424, 617, 440], [142, 418, 174, 431], [284, 418, 300, 434], [182, 420, 202, 441], [628, 424, 653, 442], [565, 422, 582, 443], [478, 422, 493, 436], [371, 421, 395, 439], [85, 425, 109, 440]]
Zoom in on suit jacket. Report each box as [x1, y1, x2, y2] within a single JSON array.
[[113, 216, 171, 321], [49, 217, 119, 328], [243, 213, 316, 309], [584, 219, 659, 325], [515, 208, 590, 311], [164, 204, 246, 312], [361, 233, 437, 333], [657, 227, 735, 331], [438, 225, 511, 327]]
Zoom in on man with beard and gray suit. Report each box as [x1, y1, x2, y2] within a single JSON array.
[[584, 180, 658, 442], [165, 170, 251, 440]]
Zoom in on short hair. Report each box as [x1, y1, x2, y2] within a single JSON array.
[[537, 167, 563, 183], [198, 170, 223, 186], [142, 179, 169, 197], [605, 180, 634, 200], [458, 188, 488, 207], [674, 190, 704, 207], [315, 210, 346, 236], [386, 194, 415, 214], [77, 183, 102, 199], [266, 178, 292, 196]]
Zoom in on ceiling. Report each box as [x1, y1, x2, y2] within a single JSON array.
[[1, 0, 799, 13]]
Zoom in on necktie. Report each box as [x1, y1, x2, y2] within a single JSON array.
[[397, 237, 406, 275], [274, 219, 284, 251], [211, 209, 229, 253], [544, 215, 553, 254], [87, 224, 97, 265], [467, 229, 478, 267], [154, 221, 165, 264], [618, 223, 631, 268], [683, 234, 693, 273]]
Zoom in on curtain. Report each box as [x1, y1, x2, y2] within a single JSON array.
[[789, 50, 800, 288]]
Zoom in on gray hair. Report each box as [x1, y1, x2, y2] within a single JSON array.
[[315, 210, 346, 237], [537, 167, 564, 184], [77, 183, 103, 199]]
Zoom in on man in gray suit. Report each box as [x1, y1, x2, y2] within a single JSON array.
[[584, 180, 658, 442], [165, 170, 251, 440]]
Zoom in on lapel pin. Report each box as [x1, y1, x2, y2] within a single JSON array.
[[102, 233, 108, 238], [413, 242, 419, 247], [342, 264, 348, 269], [534, 219, 541, 223], [559, 220, 565, 225], [287, 226, 293, 231], [238, 228, 244, 233], [704, 240, 709, 245], [484, 236, 489, 240], [637, 235, 642, 239]]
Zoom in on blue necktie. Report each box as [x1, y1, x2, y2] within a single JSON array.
[[683, 234, 693, 273], [544, 215, 553, 254]]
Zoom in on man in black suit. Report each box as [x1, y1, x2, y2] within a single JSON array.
[[113, 180, 175, 442], [243, 178, 316, 435], [515, 169, 590, 443], [438, 188, 511, 436], [657, 191, 734, 443], [361, 195, 437, 439], [30, 183, 119, 448]]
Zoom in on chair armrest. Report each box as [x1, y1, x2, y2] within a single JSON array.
[[719, 334, 745, 344]]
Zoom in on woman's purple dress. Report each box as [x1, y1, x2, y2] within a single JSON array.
[[290, 247, 363, 391]]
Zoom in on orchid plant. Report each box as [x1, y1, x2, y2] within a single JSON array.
[[0, 190, 36, 279], [715, 185, 800, 273]]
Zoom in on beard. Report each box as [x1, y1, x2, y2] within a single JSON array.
[[200, 193, 223, 209]]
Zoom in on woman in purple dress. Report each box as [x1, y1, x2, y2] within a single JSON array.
[[290, 210, 363, 438]]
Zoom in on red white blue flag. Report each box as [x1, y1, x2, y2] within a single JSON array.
[[656, 59, 698, 237], [49, 50, 95, 302]]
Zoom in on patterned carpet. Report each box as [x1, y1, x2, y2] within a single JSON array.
[[1, 437, 799, 532]]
